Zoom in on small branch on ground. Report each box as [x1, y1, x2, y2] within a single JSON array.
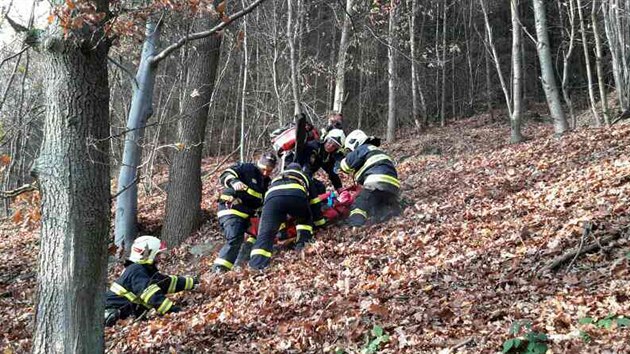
[[566, 221, 592, 270], [445, 337, 474, 353], [0, 182, 38, 198], [540, 225, 627, 274]]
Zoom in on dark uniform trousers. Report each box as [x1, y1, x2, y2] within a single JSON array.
[[213, 162, 269, 271], [346, 188, 401, 227], [248, 195, 313, 270], [341, 144, 401, 227], [214, 203, 256, 270]]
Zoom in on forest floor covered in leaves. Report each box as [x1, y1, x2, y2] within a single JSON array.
[[1, 116, 630, 353]]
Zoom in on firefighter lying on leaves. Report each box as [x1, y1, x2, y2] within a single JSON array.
[[340, 129, 401, 227], [212, 152, 277, 272], [249, 163, 323, 270], [104, 236, 198, 326]]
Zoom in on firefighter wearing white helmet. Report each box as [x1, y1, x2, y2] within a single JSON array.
[[340, 130, 401, 227], [104, 236, 199, 326]]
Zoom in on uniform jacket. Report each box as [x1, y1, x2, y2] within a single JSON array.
[[105, 262, 195, 317], [340, 144, 400, 195], [219, 162, 271, 217]]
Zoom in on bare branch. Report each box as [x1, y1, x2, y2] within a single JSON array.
[[0, 182, 38, 198], [151, 0, 269, 65], [4, 14, 28, 33], [107, 56, 139, 90], [110, 176, 140, 200]]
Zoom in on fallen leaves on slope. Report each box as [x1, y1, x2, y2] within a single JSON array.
[[2, 121, 630, 353]]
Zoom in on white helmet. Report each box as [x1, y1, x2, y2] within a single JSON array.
[[129, 236, 167, 264], [323, 129, 346, 149], [344, 130, 368, 151]]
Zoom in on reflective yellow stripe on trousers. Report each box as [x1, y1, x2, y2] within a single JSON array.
[[350, 208, 368, 218], [251, 248, 272, 258]]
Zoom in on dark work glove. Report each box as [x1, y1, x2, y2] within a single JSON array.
[[169, 305, 182, 314], [193, 276, 200, 286], [367, 136, 381, 147]]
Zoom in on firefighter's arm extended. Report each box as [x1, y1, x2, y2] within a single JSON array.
[[131, 272, 178, 315], [154, 273, 199, 294], [323, 161, 343, 190]]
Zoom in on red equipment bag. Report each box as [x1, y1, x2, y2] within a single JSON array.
[[270, 115, 320, 155]]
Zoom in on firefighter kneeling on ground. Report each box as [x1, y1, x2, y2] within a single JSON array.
[[340, 129, 401, 227], [104, 236, 198, 326], [249, 163, 323, 270], [212, 152, 277, 272]]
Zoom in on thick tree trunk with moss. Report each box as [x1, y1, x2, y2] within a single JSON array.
[[31, 2, 111, 352], [162, 15, 222, 245]]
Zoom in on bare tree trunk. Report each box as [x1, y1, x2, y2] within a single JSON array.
[[484, 38, 494, 121], [533, 0, 569, 135], [287, 0, 302, 115], [559, 0, 578, 128], [162, 14, 222, 246], [440, 1, 447, 127], [386, 0, 398, 141], [240, 9, 248, 162], [408, 0, 420, 128], [464, 0, 475, 113], [510, 0, 524, 143], [603, 0, 628, 110], [114, 20, 160, 250], [592, 1, 610, 126], [31, 1, 111, 351], [332, 0, 354, 113], [577, 0, 600, 127], [480, 0, 512, 119], [271, 0, 284, 124]]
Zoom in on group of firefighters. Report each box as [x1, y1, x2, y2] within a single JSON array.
[[104, 114, 402, 326]]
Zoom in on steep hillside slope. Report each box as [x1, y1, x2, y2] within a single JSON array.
[[2, 119, 629, 353]]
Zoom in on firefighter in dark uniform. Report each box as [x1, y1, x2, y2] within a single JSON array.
[[284, 129, 346, 227], [340, 129, 401, 227], [212, 152, 277, 272], [104, 236, 198, 326], [249, 163, 323, 270]]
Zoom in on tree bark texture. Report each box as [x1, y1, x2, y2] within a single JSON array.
[[162, 15, 222, 246], [31, 6, 111, 353], [533, 0, 568, 135]]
